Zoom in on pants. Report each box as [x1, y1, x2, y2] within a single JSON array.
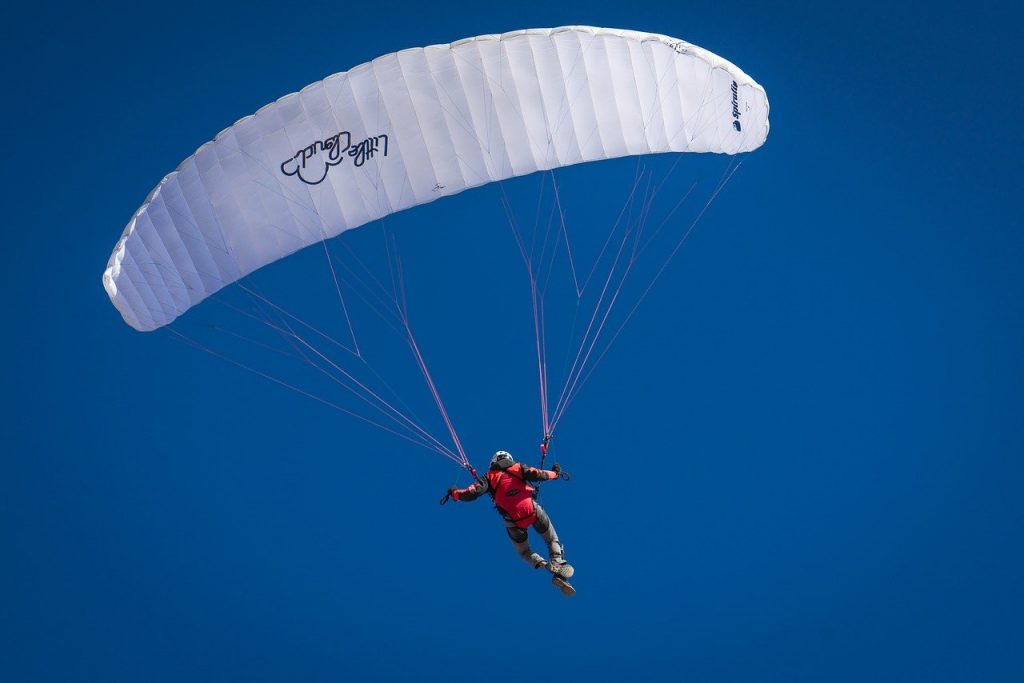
[[504, 502, 565, 568]]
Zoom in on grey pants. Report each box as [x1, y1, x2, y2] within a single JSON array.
[[504, 502, 565, 568]]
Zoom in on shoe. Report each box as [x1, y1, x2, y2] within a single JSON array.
[[548, 560, 574, 579], [551, 575, 575, 597]]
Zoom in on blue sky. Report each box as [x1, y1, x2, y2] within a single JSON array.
[[4, 1, 1023, 681]]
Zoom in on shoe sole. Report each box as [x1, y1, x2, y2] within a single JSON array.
[[552, 576, 576, 597]]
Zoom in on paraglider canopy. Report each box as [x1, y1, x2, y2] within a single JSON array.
[[102, 26, 768, 332]]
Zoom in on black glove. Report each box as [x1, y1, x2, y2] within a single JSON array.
[[441, 486, 457, 506], [447, 486, 458, 497], [552, 463, 562, 475]]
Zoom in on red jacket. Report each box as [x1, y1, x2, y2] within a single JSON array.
[[452, 462, 558, 527]]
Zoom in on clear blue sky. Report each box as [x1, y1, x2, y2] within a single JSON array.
[[5, 1, 1023, 681]]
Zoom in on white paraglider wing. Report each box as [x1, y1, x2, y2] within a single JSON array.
[[103, 26, 769, 331]]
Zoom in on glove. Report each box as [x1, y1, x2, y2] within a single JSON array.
[[441, 486, 458, 506], [552, 463, 562, 476]]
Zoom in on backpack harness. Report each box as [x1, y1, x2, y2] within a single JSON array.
[[487, 463, 538, 527]]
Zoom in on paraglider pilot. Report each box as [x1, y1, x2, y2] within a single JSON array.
[[448, 451, 574, 584]]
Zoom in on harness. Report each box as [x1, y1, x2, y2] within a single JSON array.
[[487, 463, 538, 526]]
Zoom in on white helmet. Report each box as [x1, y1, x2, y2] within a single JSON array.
[[490, 451, 514, 469]]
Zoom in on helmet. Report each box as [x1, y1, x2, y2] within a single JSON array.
[[490, 451, 514, 470]]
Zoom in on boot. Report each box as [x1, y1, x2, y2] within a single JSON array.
[[548, 559, 574, 579], [551, 574, 575, 596]]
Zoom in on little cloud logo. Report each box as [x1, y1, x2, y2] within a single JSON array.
[[281, 131, 389, 185]]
